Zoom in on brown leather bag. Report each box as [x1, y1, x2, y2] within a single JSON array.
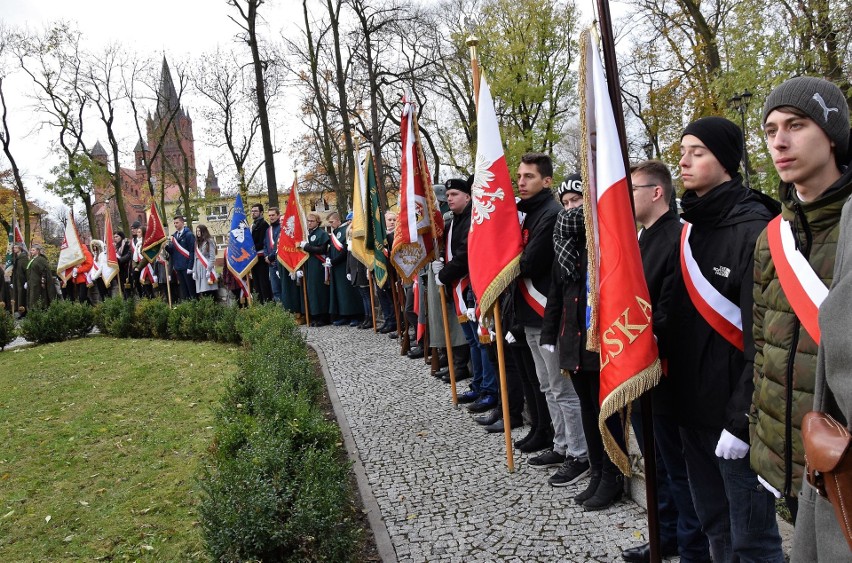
[[802, 410, 852, 552]]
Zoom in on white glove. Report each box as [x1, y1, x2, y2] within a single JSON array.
[[298, 241, 307, 249], [346, 273, 352, 281], [191, 272, 196, 280], [431, 260, 444, 274], [289, 271, 296, 281], [296, 270, 303, 279], [434, 276, 444, 287], [72, 267, 78, 278], [324, 257, 332, 267], [541, 344, 556, 353], [23, 282, 27, 289], [465, 308, 476, 322], [714, 429, 749, 460], [757, 475, 782, 498], [505, 331, 516, 344]]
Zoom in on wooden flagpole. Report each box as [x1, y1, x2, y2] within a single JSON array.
[[594, 3, 660, 559], [164, 253, 173, 308], [368, 270, 377, 331], [301, 266, 311, 325], [467, 30, 514, 472]]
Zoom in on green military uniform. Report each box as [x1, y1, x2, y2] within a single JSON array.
[[328, 223, 361, 317], [303, 227, 330, 316], [26, 253, 56, 311], [12, 251, 27, 312]]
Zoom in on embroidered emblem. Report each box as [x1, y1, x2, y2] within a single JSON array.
[[713, 265, 731, 278], [812, 93, 839, 122], [284, 216, 296, 238], [471, 153, 505, 225]]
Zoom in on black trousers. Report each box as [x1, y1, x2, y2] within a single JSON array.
[[510, 342, 552, 435], [252, 260, 273, 303]]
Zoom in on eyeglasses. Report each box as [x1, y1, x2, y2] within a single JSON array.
[[632, 183, 658, 191]]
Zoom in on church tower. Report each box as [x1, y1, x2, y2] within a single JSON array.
[[205, 161, 220, 197], [146, 57, 197, 202]]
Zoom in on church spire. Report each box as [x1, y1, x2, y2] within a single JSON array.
[[156, 57, 183, 120]]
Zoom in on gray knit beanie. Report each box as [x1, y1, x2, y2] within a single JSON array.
[[762, 76, 850, 164]]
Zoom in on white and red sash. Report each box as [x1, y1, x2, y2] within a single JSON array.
[[766, 216, 828, 344], [519, 277, 547, 318], [445, 221, 470, 322], [170, 234, 191, 259], [680, 222, 743, 351], [330, 231, 344, 252], [140, 263, 157, 285], [195, 244, 218, 285], [132, 238, 143, 263]]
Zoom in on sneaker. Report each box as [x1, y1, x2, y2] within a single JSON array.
[[457, 390, 479, 404], [548, 456, 591, 487], [528, 450, 566, 469]]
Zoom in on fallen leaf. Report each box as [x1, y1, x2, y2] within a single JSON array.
[[2, 510, 14, 519], [79, 500, 89, 506], [63, 534, 74, 542], [45, 515, 51, 523], [141, 545, 154, 551]]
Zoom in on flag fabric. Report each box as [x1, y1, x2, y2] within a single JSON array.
[[101, 212, 119, 286], [364, 149, 388, 288], [3, 220, 12, 271], [56, 217, 87, 282], [5, 206, 26, 270], [349, 146, 374, 269], [580, 28, 661, 476], [142, 203, 167, 263], [227, 193, 258, 280], [277, 178, 309, 274], [390, 97, 444, 283], [467, 74, 524, 316]]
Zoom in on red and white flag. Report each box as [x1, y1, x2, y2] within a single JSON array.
[[277, 178, 309, 275], [391, 96, 444, 283], [56, 216, 86, 282], [580, 29, 661, 475], [467, 74, 524, 316], [102, 212, 119, 286]]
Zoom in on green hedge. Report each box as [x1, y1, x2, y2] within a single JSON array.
[[0, 308, 16, 350], [92, 297, 362, 561], [20, 299, 95, 344]]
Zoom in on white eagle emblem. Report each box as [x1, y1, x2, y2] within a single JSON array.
[[230, 220, 249, 243], [284, 216, 296, 238], [471, 152, 505, 225]]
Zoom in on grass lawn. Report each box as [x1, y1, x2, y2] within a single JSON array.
[[0, 336, 239, 561]]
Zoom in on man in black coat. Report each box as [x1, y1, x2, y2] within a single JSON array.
[[621, 160, 709, 563], [667, 118, 783, 562], [249, 204, 273, 303]]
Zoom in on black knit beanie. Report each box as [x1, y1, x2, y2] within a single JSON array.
[[762, 76, 850, 165], [682, 117, 744, 177], [557, 173, 583, 198]]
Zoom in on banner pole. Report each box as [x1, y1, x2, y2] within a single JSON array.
[[368, 270, 377, 331], [493, 300, 515, 472], [437, 286, 458, 406], [301, 266, 311, 326]]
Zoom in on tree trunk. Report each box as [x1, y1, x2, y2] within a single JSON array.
[[247, 0, 278, 207], [0, 79, 31, 245], [327, 0, 356, 214]]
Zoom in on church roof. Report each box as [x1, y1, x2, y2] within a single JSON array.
[[134, 138, 149, 152], [206, 160, 215, 177], [156, 57, 184, 120], [91, 141, 108, 157]]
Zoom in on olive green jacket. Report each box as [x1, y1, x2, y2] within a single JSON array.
[[750, 170, 852, 497]]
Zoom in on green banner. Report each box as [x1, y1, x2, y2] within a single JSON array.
[[364, 150, 388, 288]]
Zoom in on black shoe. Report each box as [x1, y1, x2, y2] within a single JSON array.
[[583, 473, 623, 511], [485, 416, 522, 433], [518, 432, 553, 453], [332, 319, 348, 326], [621, 542, 679, 563], [514, 427, 537, 449], [467, 394, 497, 413], [407, 346, 424, 359], [442, 368, 471, 383], [457, 390, 479, 404], [574, 470, 602, 504], [528, 450, 566, 469], [349, 319, 361, 327], [474, 409, 501, 426], [434, 366, 450, 379], [548, 456, 590, 487], [388, 332, 398, 339], [359, 319, 372, 329], [437, 354, 448, 368], [379, 325, 396, 334]]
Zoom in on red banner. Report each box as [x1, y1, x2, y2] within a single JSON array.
[[277, 178, 309, 274], [467, 75, 524, 316]]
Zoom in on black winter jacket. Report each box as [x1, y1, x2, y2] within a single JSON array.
[[251, 217, 269, 253], [437, 202, 471, 287], [513, 189, 561, 327], [666, 176, 779, 441]]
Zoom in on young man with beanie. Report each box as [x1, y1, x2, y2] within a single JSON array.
[[666, 117, 783, 562], [750, 76, 852, 522], [622, 161, 709, 562], [509, 153, 588, 484], [433, 176, 499, 413]]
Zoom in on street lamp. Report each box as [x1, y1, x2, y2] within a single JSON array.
[[729, 89, 753, 188]]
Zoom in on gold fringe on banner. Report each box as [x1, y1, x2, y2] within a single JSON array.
[[478, 255, 521, 320]]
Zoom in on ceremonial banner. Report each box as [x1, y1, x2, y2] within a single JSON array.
[[6, 204, 26, 269], [580, 28, 661, 475], [57, 216, 86, 282], [277, 178, 309, 274], [227, 193, 258, 279], [467, 74, 524, 316], [364, 150, 388, 288], [102, 212, 120, 286], [350, 146, 373, 269], [142, 203, 167, 263], [390, 97, 444, 282]]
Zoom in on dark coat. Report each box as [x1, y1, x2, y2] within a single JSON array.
[[165, 226, 195, 271], [437, 201, 472, 286], [251, 216, 269, 255], [329, 224, 360, 316], [513, 189, 561, 327], [26, 254, 56, 310], [12, 252, 27, 310], [666, 176, 778, 441], [303, 227, 330, 315]]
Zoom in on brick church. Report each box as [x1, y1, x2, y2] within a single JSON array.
[[93, 57, 219, 231]]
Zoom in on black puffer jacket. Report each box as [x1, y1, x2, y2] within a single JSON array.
[[666, 176, 779, 441], [513, 189, 561, 327]]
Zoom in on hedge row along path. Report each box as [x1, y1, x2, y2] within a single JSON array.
[[307, 325, 651, 562]]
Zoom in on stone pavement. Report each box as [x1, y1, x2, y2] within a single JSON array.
[[306, 325, 654, 563]]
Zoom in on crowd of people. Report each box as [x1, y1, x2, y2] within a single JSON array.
[[3, 75, 851, 561]]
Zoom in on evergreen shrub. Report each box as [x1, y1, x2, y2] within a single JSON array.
[[0, 308, 16, 350], [21, 300, 95, 343]]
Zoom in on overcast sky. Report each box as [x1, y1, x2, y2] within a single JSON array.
[[0, 0, 300, 211]]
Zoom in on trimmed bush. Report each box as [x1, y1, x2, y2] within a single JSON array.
[[0, 307, 16, 350], [20, 300, 95, 344], [95, 296, 135, 338], [133, 298, 171, 339]]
